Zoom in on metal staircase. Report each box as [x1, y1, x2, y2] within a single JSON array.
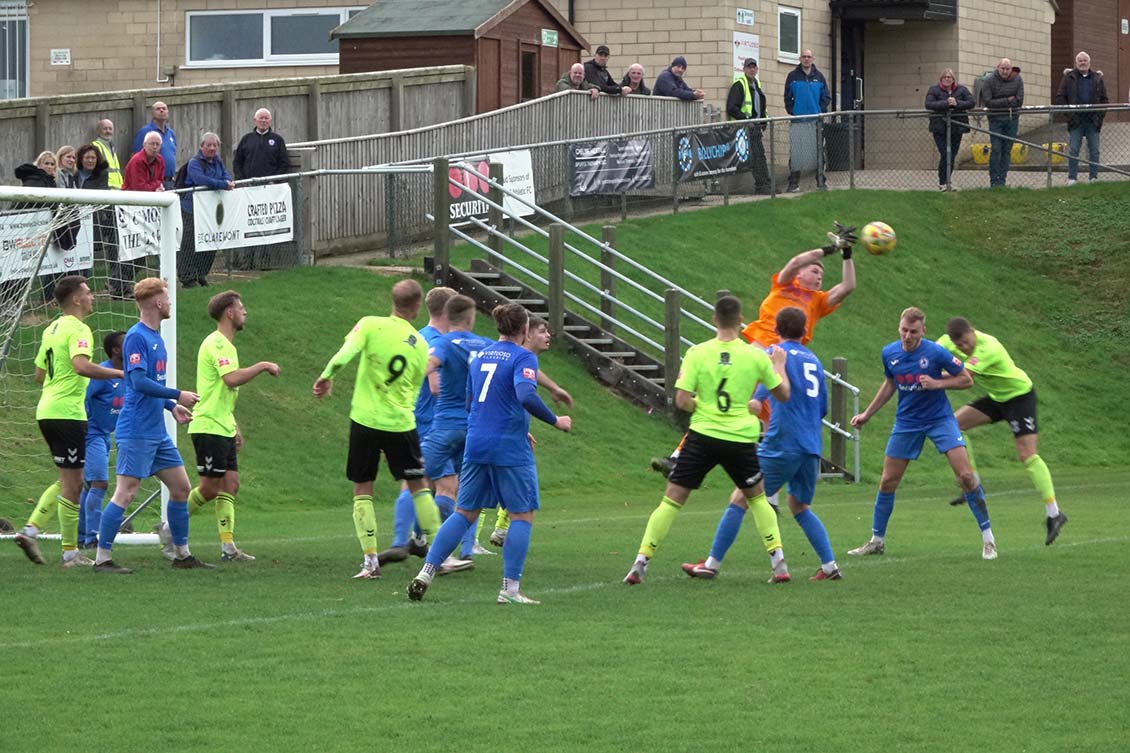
[[424, 157, 860, 481]]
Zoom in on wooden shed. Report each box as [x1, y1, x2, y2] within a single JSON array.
[[332, 0, 589, 114]]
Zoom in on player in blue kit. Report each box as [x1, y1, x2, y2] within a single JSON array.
[[682, 307, 841, 581], [93, 278, 208, 574], [847, 307, 997, 560], [407, 304, 572, 604], [423, 294, 495, 566], [78, 331, 127, 548], [377, 286, 455, 565]]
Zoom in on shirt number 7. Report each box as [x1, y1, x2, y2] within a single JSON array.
[[477, 362, 497, 402]]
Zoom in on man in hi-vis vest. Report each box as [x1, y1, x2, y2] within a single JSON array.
[[725, 58, 771, 194], [91, 119, 123, 189]]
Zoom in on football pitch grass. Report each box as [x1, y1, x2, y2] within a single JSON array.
[[3, 467, 1127, 753]]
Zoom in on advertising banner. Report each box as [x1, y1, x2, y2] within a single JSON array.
[[192, 183, 293, 253], [675, 127, 753, 182], [569, 138, 656, 196], [0, 209, 94, 282]]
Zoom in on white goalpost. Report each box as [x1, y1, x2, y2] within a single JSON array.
[[0, 185, 180, 546]]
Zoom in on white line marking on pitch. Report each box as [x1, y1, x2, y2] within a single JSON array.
[[0, 535, 1124, 651]]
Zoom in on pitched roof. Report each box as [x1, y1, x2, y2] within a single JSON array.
[[331, 0, 582, 40]]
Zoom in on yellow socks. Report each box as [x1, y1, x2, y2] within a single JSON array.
[[353, 495, 377, 555], [638, 496, 683, 558]]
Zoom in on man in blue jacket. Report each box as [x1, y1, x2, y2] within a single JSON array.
[[654, 56, 705, 101], [179, 132, 234, 289], [784, 50, 831, 192]]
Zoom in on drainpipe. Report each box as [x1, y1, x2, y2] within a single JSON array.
[[568, 0, 575, 24], [156, 0, 171, 83], [830, 13, 838, 111]]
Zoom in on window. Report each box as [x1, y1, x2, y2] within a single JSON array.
[[0, 1, 29, 99], [778, 6, 801, 64], [185, 7, 365, 67]]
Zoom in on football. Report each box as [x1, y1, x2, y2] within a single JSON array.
[[861, 221, 896, 255]]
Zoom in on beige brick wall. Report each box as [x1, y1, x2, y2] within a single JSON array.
[[958, 0, 1054, 107], [27, 0, 349, 97]]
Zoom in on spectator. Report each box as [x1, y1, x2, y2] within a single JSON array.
[[784, 49, 831, 192], [726, 58, 770, 194], [556, 63, 600, 100], [925, 68, 974, 191], [55, 146, 78, 189], [621, 64, 650, 95], [1055, 51, 1109, 185], [584, 45, 630, 96], [122, 132, 165, 192], [983, 58, 1024, 188], [653, 56, 705, 101], [16, 151, 57, 187], [74, 145, 132, 298], [133, 101, 178, 188], [91, 119, 123, 189], [233, 108, 290, 269], [179, 132, 234, 289]]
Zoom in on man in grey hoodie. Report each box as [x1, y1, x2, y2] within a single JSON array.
[[983, 58, 1024, 187]]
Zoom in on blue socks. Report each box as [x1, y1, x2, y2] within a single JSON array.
[[964, 485, 992, 531], [872, 491, 896, 537], [502, 519, 532, 581], [794, 508, 834, 565], [459, 516, 477, 559], [166, 500, 189, 546], [98, 502, 125, 551], [709, 503, 747, 562], [434, 494, 455, 521], [83, 487, 105, 546], [424, 512, 472, 568], [391, 488, 415, 548]]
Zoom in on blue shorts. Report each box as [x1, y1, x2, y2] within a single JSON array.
[[885, 417, 965, 460], [456, 462, 539, 514], [84, 433, 113, 483], [759, 452, 820, 505], [420, 426, 463, 480], [115, 435, 183, 479]]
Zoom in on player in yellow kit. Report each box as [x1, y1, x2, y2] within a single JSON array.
[[313, 279, 442, 580], [938, 317, 1068, 544], [13, 275, 123, 567], [187, 290, 279, 562]]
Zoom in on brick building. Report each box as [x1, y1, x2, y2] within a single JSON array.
[[546, 0, 1057, 115], [2, 0, 366, 98]]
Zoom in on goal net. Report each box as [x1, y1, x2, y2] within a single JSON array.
[[0, 185, 180, 544]]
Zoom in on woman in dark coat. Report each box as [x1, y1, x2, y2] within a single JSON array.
[[925, 68, 975, 190]]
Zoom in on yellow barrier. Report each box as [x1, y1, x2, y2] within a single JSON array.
[[1010, 143, 1029, 164], [971, 143, 991, 164], [1042, 142, 1067, 165]]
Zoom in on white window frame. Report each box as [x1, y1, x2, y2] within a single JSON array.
[[0, 0, 31, 98], [777, 5, 802, 65], [183, 7, 365, 69]]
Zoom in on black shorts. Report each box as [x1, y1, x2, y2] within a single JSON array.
[[191, 433, 239, 477], [346, 421, 425, 484], [668, 429, 763, 491], [39, 419, 87, 469], [967, 388, 1038, 437]]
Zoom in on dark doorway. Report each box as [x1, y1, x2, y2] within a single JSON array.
[[520, 49, 538, 101]]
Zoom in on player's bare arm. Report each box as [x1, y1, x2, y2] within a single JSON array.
[[851, 378, 896, 428], [537, 371, 573, 409], [919, 370, 973, 391], [675, 388, 696, 414], [767, 346, 791, 402], [72, 355, 124, 381], [177, 390, 200, 408], [222, 361, 280, 388], [426, 355, 442, 396], [777, 248, 827, 284], [312, 377, 333, 399]]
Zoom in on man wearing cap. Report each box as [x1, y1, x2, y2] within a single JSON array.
[[654, 56, 705, 101], [727, 58, 771, 194], [584, 46, 631, 96]]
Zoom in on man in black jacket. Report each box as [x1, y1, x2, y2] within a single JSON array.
[[1055, 51, 1109, 185], [725, 59, 770, 194], [232, 108, 290, 269], [584, 46, 631, 96]]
